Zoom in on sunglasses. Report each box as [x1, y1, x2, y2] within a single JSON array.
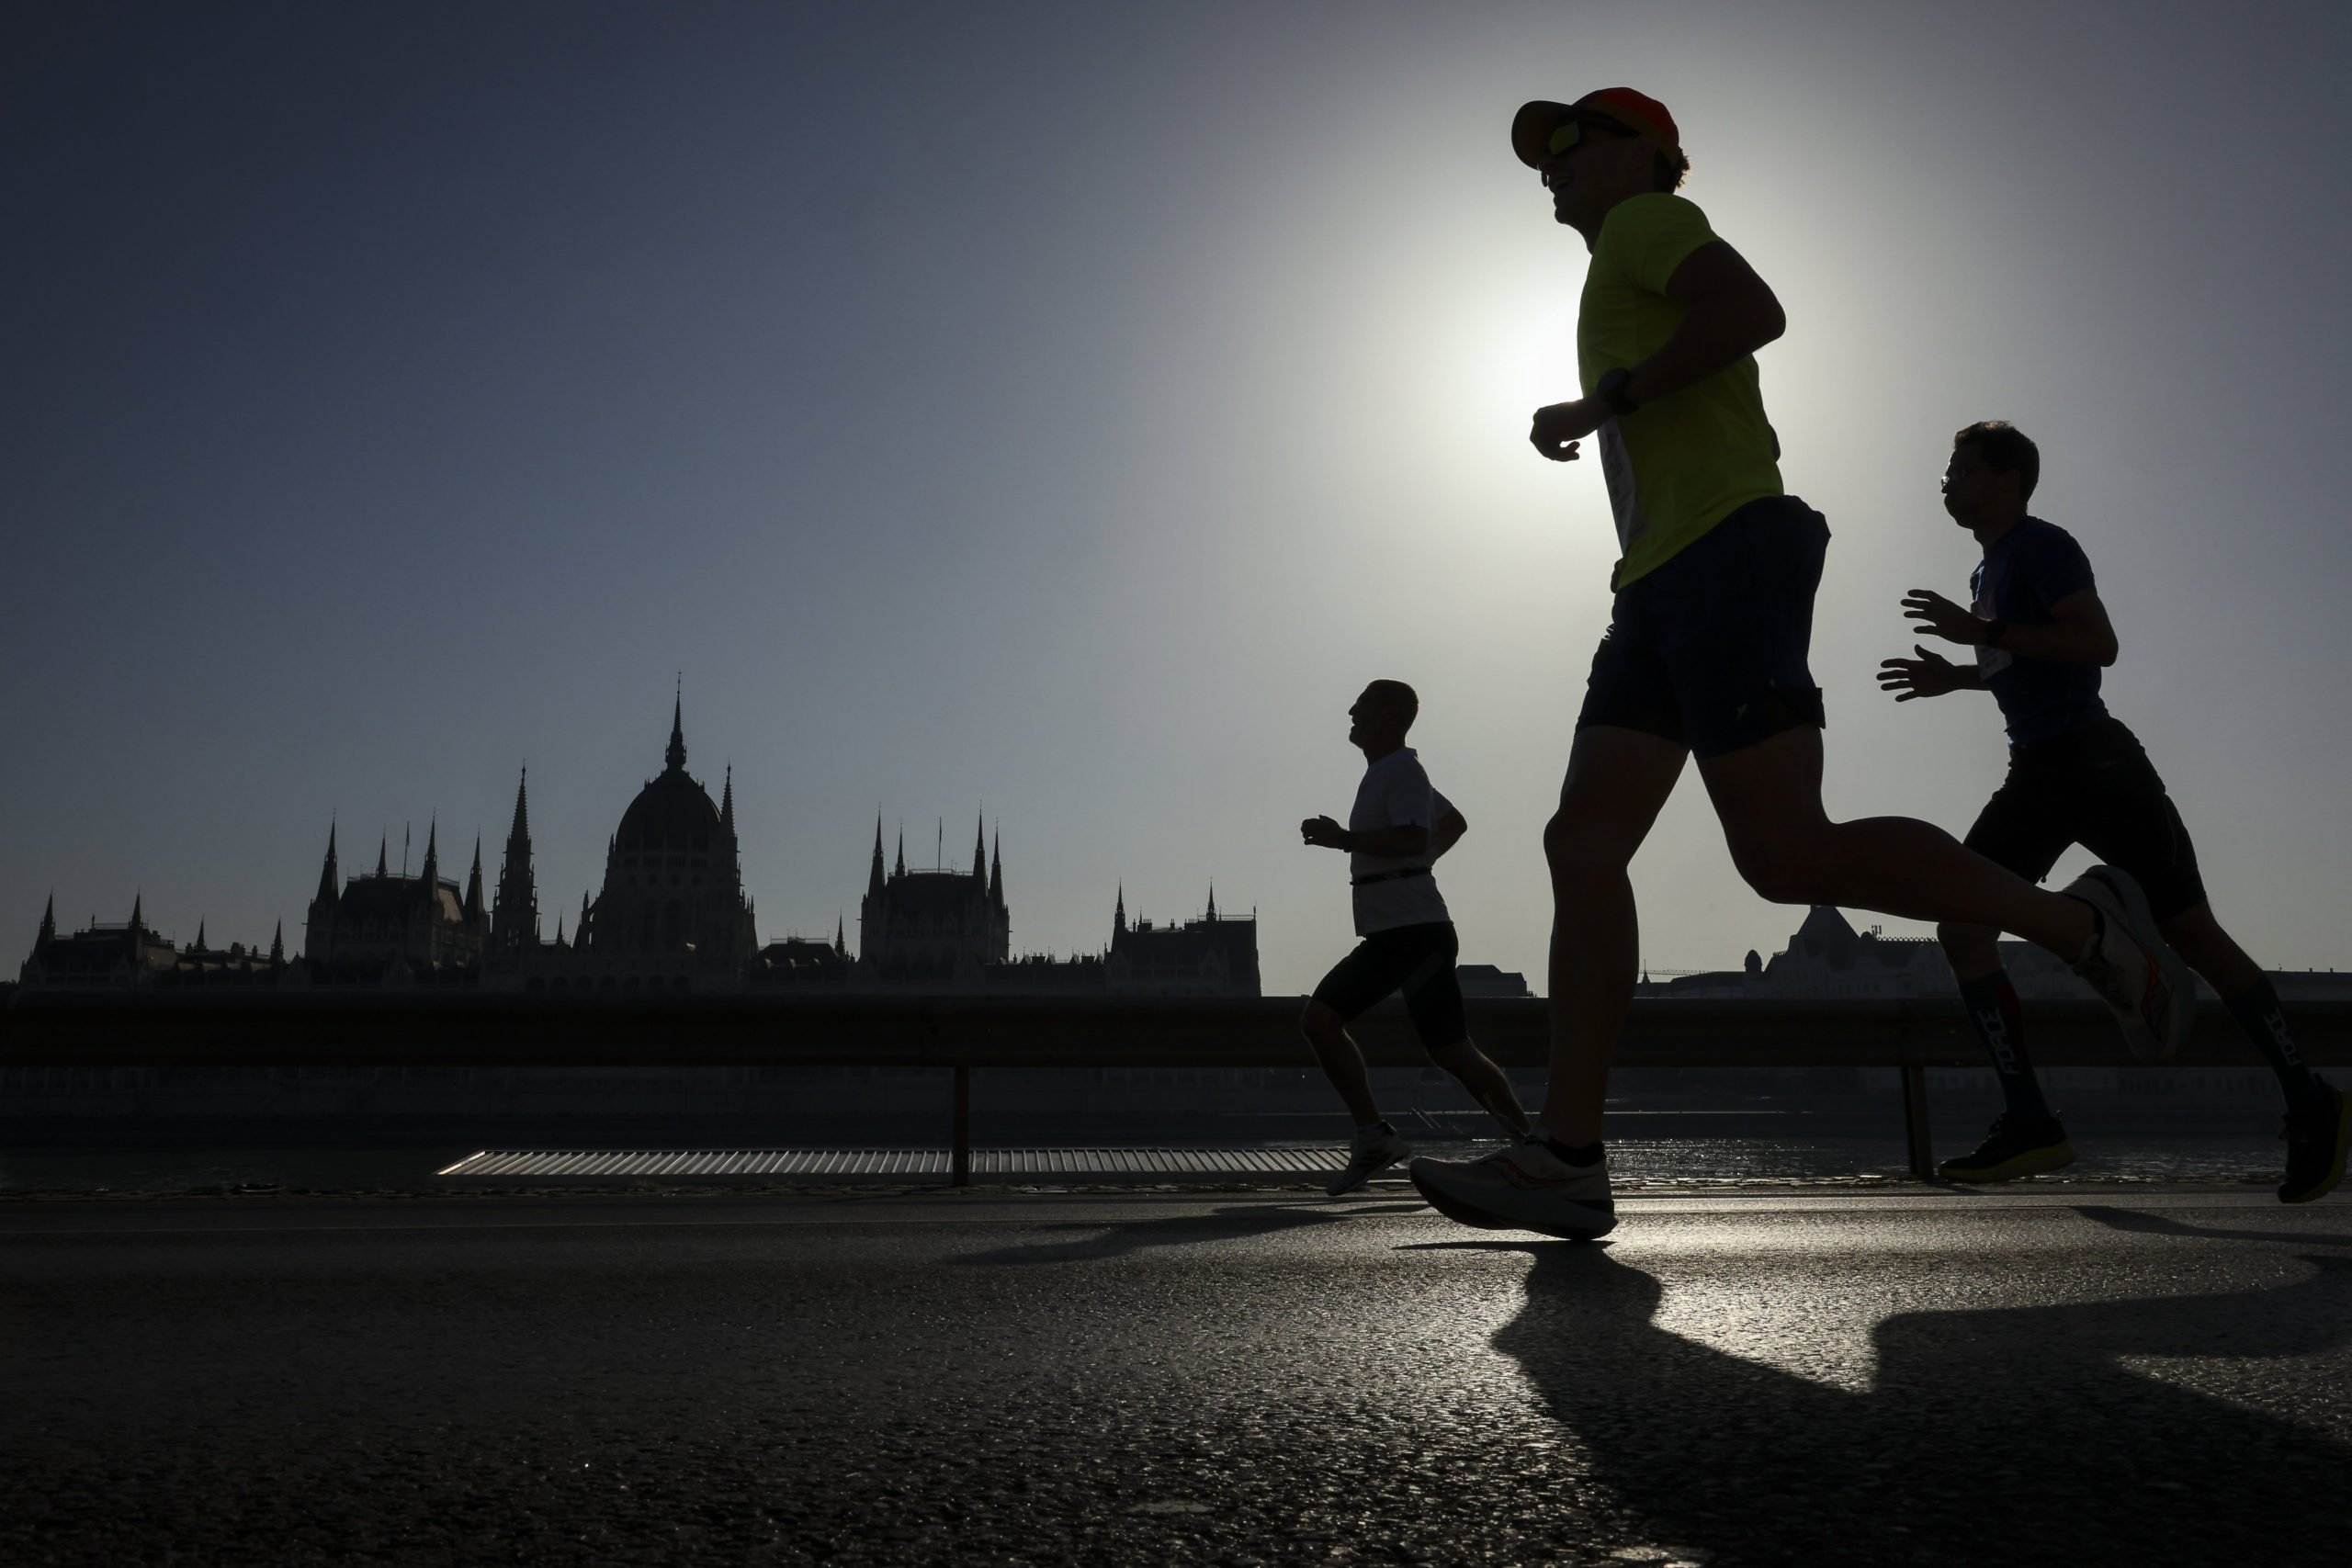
[[1546, 116, 1637, 156]]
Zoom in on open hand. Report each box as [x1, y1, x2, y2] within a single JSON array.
[[1300, 815, 1348, 849], [1876, 644, 1969, 702], [1900, 589, 1985, 646], [1530, 399, 1606, 462]]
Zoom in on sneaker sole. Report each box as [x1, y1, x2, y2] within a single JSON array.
[[2084, 865, 2196, 1063], [1327, 1147, 1408, 1198], [2280, 1093, 2352, 1204], [1938, 1141, 2076, 1184], [1408, 1166, 1617, 1240]]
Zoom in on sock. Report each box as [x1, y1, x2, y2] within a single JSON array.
[[1541, 1136, 1602, 1168], [1959, 971, 2051, 1122], [2222, 981, 2327, 1109]]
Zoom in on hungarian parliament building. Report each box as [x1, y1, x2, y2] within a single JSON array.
[[16, 701, 1261, 998]]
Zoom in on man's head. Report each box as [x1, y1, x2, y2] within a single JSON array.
[[1942, 420, 2039, 531], [1347, 680, 1419, 757], [1512, 89, 1690, 237]]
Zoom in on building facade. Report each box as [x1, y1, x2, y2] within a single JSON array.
[[302, 822, 488, 986]]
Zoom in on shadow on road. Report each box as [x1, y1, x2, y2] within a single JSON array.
[[2072, 1202, 2352, 1248], [952, 1200, 1394, 1267], [1493, 1240, 2352, 1565]]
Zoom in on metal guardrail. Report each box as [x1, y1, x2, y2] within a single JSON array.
[[6, 994, 2346, 1183]]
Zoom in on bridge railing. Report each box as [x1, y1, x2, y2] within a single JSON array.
[[7, 994, 2346, 1183]]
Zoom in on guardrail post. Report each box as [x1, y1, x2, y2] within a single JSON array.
[[1900, 1063, 1934, 1181], [951, 1065, 971, 1187]]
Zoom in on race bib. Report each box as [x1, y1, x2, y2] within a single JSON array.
[[1972, 585, 2013, 678], [1598, 417, 1647, 553]]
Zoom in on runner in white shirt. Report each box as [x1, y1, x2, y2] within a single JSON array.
[[1299, 681, 1533, 1196]]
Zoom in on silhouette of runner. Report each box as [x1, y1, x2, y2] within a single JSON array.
[[1299, 681, 1532, 1196], [1878, 421, 2350, 1201], [1410, 90, 2199, 1239]]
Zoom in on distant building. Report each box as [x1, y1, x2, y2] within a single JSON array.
[[856, 818, 1009, 988], [302, 822, 488, 986], [749, 927, 854, 989], [1102, 887, 1261, 997], [1456, 964, 1532, 998], [18, 897, 181, 989]]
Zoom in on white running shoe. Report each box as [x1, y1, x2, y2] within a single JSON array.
[[1408, 1137, 1616, 1239], [1327, 1121, 1414, 1197], [2062, 864, 2195, 1063]]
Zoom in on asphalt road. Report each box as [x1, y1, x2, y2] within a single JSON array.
[[4, 1185, 2348, 1567]]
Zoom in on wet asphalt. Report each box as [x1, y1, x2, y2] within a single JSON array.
[[3, 1184, 2348, 1567]]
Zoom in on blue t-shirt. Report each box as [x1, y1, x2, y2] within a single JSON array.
[[1969, 516, 2108, 744]]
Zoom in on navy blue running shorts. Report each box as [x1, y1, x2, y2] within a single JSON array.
[[1576, 495, 1830, 760], [1963, 717, 2208, 923], [1309, 921, 1466, 1051]]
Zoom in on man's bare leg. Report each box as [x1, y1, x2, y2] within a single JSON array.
[[1700, 728, 2098, 953], [1537, 726, 1689, 1145], [1425, 1038, 1534, 1138], [1300, 1000, 1383, 1127]]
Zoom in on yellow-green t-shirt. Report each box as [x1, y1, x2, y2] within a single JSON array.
[[1577, 192, 1783, 589]]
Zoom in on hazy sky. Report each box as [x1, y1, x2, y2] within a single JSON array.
[[8, 1, 2352, 989]]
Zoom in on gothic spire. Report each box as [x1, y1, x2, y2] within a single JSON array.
[[375, 837, 390, 878], [494, 769, 539, 947], [868, 818, 886, 898], [464, 835, 485, 919], [422, 819, 440, 885], [989, 831, 1002, 906], [835, 913, 846, 957], [130, 893, 144, 931], [39, 893, 55, 945], [1206, 884, 1217, 921], [665, 687, 686, 772], [195, 919, 206, 950], [316, 822, 340, 904], [972, 812, 987, 885], [269, 922, 284, 964], [721, 765, 735, 833], [1114, 883, 1126, 933], [554, 912, 566, 946], [506, 768, 530, 851], [894, 829, 905, 878]]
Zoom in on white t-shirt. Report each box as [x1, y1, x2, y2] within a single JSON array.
[[1347, 747, 1454, 935]]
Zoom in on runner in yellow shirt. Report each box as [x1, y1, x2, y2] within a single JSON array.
[[1409, 88, 2199, 1238]]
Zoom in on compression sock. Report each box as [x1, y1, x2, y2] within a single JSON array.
[[2222, 980, 2327, 1109], [1540, 1136, 1603, 1168], [1959, 971, 2051, 1122]]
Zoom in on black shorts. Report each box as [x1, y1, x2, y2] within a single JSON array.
[[1964, 716, 2208, 923], [1576, 494, 1830, 760], [1309, 921, 1465, 1051]]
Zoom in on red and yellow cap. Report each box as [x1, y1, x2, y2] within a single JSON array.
[[1510, 88, 1681, 169]]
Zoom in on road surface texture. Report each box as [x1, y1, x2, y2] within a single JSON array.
[[4, 1184, 2347, 1566]]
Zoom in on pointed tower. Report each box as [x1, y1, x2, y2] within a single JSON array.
[[553, 912, 566, 948], [38, 894, 56, 947], [195, 920, 207, 952], [463, 836, 485, 919], [835, 914, 847, 958], [1114, 883, 1127, 934], [988, 831, 1003, 908], [421, 820, 440, 886], [665, 690, 687, 773], [492, 768, 539, 955], [867, 818, 886, 900], [130, 893, 144, 931], [315, 823, 340, 905], [269, 922, 284, 964], [720, 765, 736, 835], [971, 813, 988, 886], [375, 837, 390, 878], [894, 829, 906, 878], [1205, 884, 1217, 921]]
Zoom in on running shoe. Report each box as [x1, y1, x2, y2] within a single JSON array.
[[2278, 1082, 2351, 1204], [2061, 865, 2196, 1063], [1408, 1137, 1616, 1239], [1327, 1121, 1414, 1197], [1938, 1112, 2075, 1183]]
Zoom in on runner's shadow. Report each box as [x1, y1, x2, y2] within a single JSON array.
[[1497, 1243, 2352, 1566], [952, 1202, 1359, 1267], [2073, 1203, 2352, 1247]]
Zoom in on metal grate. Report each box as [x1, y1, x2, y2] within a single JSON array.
[[436, 1146, 1354, 1181]]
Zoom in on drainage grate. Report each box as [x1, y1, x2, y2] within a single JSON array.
[[437, 1146, 1356, 1182]]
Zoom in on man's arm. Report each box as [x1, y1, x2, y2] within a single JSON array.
[[1876, 644, 1983, 702], [1531, 240, 1787, 461], [1301, 816, 1430, 856], [1429, 807, 1467, 860], [1901, 588, 2120, 666]]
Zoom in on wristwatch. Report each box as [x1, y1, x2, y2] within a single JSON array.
[[1597, 366, 1639, 418]]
